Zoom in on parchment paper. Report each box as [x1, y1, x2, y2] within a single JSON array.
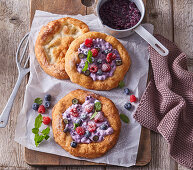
[[14, 10, 154, 167]]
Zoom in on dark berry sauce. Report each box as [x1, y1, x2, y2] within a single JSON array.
[[99, 0, 141, 30]]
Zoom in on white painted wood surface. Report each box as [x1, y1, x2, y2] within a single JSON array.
[[0, 0, 192, 169]]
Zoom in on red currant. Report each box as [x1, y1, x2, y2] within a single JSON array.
[[43, 117, 51, 125]]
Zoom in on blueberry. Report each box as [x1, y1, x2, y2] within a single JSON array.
[[97, 59, 102, 65], [100, 123, 108, 130], [63, 118, 69, 124], [78, 53, 85, 59], [75, 119, 82, 125], [84, 70, 90, 76], [80, 114, 87, 120], [124, 88, 130, 95], [97, 69, 103, 76], [44, 94, 51, 101], [63, 124, 69, 133], [93, 135, 99, 141], [32, 103, 39, 110], [116, 59, 122, 66], [44, 101, 50, 108], [85, 130, 91, 138], [70, 141, 77, 148], [72, 98, 79, 104], [124, 103, 132, 110]]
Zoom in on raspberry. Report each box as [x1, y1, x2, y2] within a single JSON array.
[[76, 127, 85, 135], [43, 117, 51, 125], [89, 64, 98, 73], [85, 103, 94, 113], [38, 105, 45, 114], [85, 38, 93, 47], [111, 53, 116, 60], [101, 63, 111, 72], [70, 108, 79, 117], [106, 53, 116, 63], [130, 95, 137, 102], [91, 49, 98, 57], [94, 112, 104, 123], [88, 121, 96, 132]]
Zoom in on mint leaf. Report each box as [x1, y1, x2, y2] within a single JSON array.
[[82, 61, 88, 72], [118, 81, 125, 88], [41, 127, 50, 135], [34, 98, 43, 105], [34, 134, 40, 147], [94, 102, 101, 112], [32, 128, 39, 134], [87, 50, 92, 63], [35, 114, 42, 129], [120, 113, 129, 123], [90, 111, 98, 120], [73, 123, 79, 130], [44, 135, 50, 140]]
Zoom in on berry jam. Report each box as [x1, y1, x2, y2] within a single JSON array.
[[62, 96, 113, 144], [99, 0, 141, 30]]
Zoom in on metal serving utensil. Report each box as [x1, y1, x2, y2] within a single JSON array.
[[0, 33, 30, 128]]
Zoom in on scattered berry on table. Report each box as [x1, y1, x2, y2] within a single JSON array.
[[76, 126, 85, 135], [38, 105, 45, 114], [94, 112, 104, 123], [44, 101, 50, 108], [85, 38, 93, 47], [88, 121, 96, 132], [70, 108, 79, 117], [101, 63, 111, 72], [72, 98, 79, 104], [130, 95, 137, 102], [97, 69, 103, 76], [70, 141, 77, 148], [43, 116, 51, 125], [85, 130, 91, 138], [44, 94, 51, 101], [84, 70, 90, 76], [124, 103, 132, 110], [124, 88, 130, 95], [100, 123, 108, 130], [75, 119, 82, 126], [89, 64, 98, 73], [80, 114, 87, 120], [32, 103, 39, 111], [93, 135, 99, 141], [85, 104, 94, 113], [91, 48, 98, 57]]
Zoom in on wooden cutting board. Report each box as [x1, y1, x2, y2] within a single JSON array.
[[26, 0, 151, 166]]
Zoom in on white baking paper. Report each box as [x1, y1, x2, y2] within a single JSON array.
[[14, 10, 153, 167]]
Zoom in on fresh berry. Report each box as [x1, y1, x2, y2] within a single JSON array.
[[97, 69, 103, 76], [84, 70, 90, 76], [130, 95, 137, 102], [97, 59, 102, 65], [63, 124, 69, 133], [85, 38, 93, 47], [70, 108, 79, 117], [91, 48, 98, 57], [85, 103, 94, 113], [124, 88, 130, 95], [88, 121, 96, 132], [38, 105, 45, 114], [101, 63, 111, 72], [85, 130, 91, 138], [63, 118, 68, 124], [93, 135, 99, 141], [78, 53, 85, 59], [89, 64, 98, 73], [70, 141, 77, 148], [106, 53, 116, 63], [116, 59, 122, 66], [76, 126, 85, 135], [95, 47, 100, 52], [75, 119, 82, 125], [103, 49, 112, 54], [44, 94, 51, 101], [44, 101, 50, 108], [32, 103, 39, 111], [124, 103, 132, 110], [111, 53, 116, 60], [72, 98, 79, 104], [94, 112, 104, 123], [100, 123, 108, 130], [80, 114, 87, 120], [43, 116, 51, 125]]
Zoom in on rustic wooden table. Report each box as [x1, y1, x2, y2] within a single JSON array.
[[0, 0, 192, 169]]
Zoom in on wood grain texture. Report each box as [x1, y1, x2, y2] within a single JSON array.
[[0, 0, 193, 169]]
